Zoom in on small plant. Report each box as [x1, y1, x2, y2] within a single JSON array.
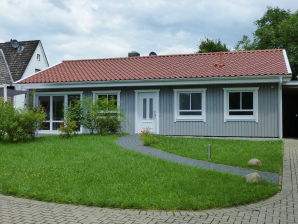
[[58, 104, 80, 138], [140, 130, 159, 146], [58, 119, 78, 138]]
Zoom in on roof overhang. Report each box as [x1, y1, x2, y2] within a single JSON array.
[[15, 75, 291, 90]]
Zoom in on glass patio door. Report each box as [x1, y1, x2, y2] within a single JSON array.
[[38, 95, 65, 131]]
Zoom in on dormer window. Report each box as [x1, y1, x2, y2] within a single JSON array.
[[37, 54, 40, 61]]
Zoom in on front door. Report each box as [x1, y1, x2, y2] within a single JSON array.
[[135, 90, 159, 134]]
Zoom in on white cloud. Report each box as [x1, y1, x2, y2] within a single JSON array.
[[0, 0, 296, 64]]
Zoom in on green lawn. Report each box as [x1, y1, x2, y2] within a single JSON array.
[[152, 136, 283, 173], [0, 135, 279, 210]]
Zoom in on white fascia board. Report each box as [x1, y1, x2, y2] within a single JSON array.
[[283, 49, 292, 74], [15, 75, 290, 90]]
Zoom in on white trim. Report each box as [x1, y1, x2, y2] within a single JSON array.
[[278, 77, 283, 139], [223, 87, 259, 122], [92, 90, 121, 107], [3, 84, 8, 102], [283, 81, 298, 86], [34, 91, 83, 133], [15, 75, 292, 89], [35, 91, 83, 96], [283, 49, 292, 74], [134, 89, 160, 134], [173, 88, 206, 122]]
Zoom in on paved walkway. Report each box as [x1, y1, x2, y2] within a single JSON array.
[[0, 139, 297, 224], [117, 135, 279, 183]]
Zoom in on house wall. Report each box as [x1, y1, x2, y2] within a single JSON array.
[[33, 83, 280, 137], [14, 42, 49, 109], [22, 42, 49, 79], [159, 84, 279, 137]]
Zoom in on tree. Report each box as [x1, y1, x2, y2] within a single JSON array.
[[235, 7, 298, 78], [197, 38, 229, 53]]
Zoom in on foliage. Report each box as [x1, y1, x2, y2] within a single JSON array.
[[139, 130, 159, 146], [197, 38, 229, 53], [0, 135, 279, 210], [58, 117, 78, 139], [58, 99, 83, 138], [235, 7, 298, 79], [81, 97, 122, 135], [0, 99, 45, 142], [66, 99, 83, 129], [152, 136, 283, 173]]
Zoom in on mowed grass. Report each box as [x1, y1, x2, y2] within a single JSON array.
[[0, 135, 279, 210], [152, 136, 283, 173]]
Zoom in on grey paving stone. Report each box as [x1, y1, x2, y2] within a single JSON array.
[[117, 135, 279, 183]]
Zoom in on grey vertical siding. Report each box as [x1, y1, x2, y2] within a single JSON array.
[[36, 83, 280, 137], [119, 89, 135, 134], [159, 84, 279, 137]]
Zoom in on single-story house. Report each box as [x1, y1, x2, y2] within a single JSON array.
[[16, 49, 298, 138]]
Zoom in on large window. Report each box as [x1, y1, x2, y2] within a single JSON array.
[[93, 91, 120, 110], [36, 92, 82, 132], [174, 89, 206, 121], [224, 88, 258, 122]]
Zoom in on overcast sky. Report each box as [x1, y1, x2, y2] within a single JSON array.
[[0, 0, 297, 65]]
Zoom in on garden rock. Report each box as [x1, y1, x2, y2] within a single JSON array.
[[248, 158, 262, 167], [246, 172, 262, 183]]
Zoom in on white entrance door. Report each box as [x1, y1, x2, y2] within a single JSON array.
[[135, 90, 159, 134]]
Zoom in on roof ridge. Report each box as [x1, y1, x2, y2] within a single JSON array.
[[63, 49, 284, 63]]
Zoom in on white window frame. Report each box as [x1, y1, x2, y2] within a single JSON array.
[[173, 88, 206, 122], [37, 54, 40, 61], [223, 87, 259, 122], [92, 90, 121, 108], [34, 92, 83, 133]]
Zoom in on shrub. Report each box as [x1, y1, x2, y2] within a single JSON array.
[[58, 101, 82, 138], [0, 98, 45, 142], [140, 130, 159, 146], [58, 119, 78, 138], [81, 97, 122, 135]]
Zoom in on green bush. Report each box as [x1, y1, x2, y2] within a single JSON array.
[[0, 98, 45, 142], [140, 130, 159, 146], [58, 119, 78, 138], [81, 97, 122, 135]]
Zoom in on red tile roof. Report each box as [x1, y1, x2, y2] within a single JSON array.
[[18, 49, 290, 84]]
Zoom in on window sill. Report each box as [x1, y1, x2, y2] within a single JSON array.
[[175, 118, 206, 122], [224, 116, 258, 122]]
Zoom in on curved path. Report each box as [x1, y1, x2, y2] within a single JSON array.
[[117, 135, 279, 183], [0, 139, 297, 224]]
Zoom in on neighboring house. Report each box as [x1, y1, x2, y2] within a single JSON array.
[[0, 49, 13, 101], [0, 39, 49, 107], [16, 49, 297, 138]]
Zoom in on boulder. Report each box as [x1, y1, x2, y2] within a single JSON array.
[[246, 172, 262, 183], [248, 158, 262, 167]]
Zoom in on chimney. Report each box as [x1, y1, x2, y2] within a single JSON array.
[[214, 52, 225, 68], [128, 51, 140, 57]]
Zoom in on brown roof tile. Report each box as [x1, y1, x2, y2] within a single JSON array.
[[19, 49, 290, 84], [0, 40, 39, 81]]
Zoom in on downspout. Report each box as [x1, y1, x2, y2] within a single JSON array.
[[278, 76, 283, 139], [2, 84, 8, 102]]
